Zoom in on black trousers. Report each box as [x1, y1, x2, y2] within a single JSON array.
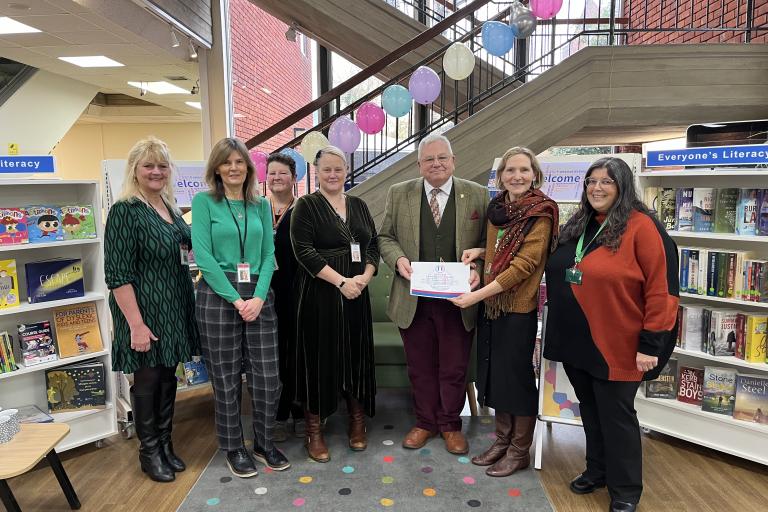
[[564, 363, 643, 503]]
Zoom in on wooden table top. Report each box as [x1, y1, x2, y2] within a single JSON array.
[[0, 423, 70, 479]]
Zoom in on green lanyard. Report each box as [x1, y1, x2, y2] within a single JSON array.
[[574, 215, 607, 265]]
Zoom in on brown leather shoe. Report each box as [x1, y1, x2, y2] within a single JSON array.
[[402, 427, 437, 449], [471, 413, 513, 466], [346, 397, 367, 451], [442, 430, 469, 455], [304, 410, 330, 463]]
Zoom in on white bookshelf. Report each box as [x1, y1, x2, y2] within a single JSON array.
[[666, 231, 768, 243], [678, 292, 768, 310], [0, 179, 117, 452]]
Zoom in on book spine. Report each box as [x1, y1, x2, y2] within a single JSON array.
[[680, 249, 689, 293], [716, 252, 727, 298], [726, 252, 737, 298], [707, 252, 718, 296]]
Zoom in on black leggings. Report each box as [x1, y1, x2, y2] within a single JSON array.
[[133, 366, 177, 394]]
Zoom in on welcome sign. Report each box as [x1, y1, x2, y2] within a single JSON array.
[[647, 144, 768, 168]]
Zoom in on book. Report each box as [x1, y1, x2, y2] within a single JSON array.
[[0, 207, 29, 245], [659, 188, 676, 231], [735, 313, 747, 359], [713, 188, 739, 234], [60, 205, 97, 240], [675, 188, 693, 231], [743, 314, 767, 363], [645, 358, 677, 399], [736, 189, 758, 235], [677, 366, 704, 405], [24, 205, 63, 243], [45, 359, 106, 413], [706, 309, 738, 356], [692, 188, 714, 232], [183, 359, 209, 385], [679, 306, 704, 351], [14, 404, 54, 424], [701, 366, 737, 415], [175, 363, 187, 388], [0, 331, 19, 373], [758, 189, 768, 236], [643, 186, 660, 212], [25, 258, 84, 303], [52, 303, 103, 358], [733, 374, 768, 424], [0, 258, 20, 309], [17, 321, 58, 366]]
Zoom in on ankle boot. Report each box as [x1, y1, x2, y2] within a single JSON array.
[[157, 380, 185, 472], [131, 387, 175, 482], [304, 410, 330, 463], [486, 415, 536, 477], [346, 397, 367, 451], [471, 413, 513, 466]]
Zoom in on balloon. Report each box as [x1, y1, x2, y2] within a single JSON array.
[[530, 0, 563, 20], [328, 116, 361, 153], [509, 0, 527, 20], [408, 66, 441, 105], [355, 101, 386, 135], [510, 10, 537, 38], [280, 148, 307, 180], [481, 21, 514, 57], [250, 150, 267, 182], [299, 131, 329, 162], [442, 42, 475, 80], [381, 84, 412, 117]]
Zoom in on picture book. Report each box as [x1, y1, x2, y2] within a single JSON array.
[[743, 314, 767, 364], [659, 188, 676, 231], [17, 321, 58, 366], [736, 189, 757, 236], [645, 358, 677, 399], [24, 205, 63, 243], [0, 258, 20, 309], [701, 366, 737, 415], [0, 331, 19, 373], [25, 258, 84, 303], [692, 188, 714, 232], [706, 309, 738, 356], [0, 207, 28, 245], [713, 188, 739, 234], [52, 303, 103, 358], [60, 205, 97, 240], [183, 359, 209, 385], [677, 366, 704, 405], [15, 404, 53, 424], [45, 359, 106, 413], [733, 374, 768, 424], [675, 188, 694, 231], [175, 363, 187, 388]]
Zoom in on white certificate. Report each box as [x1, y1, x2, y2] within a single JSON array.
[[410, 261, 470, 299]]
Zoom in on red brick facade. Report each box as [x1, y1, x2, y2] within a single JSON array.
[[623, 0, 766, 44]]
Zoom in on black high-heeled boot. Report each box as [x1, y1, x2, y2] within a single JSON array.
[[156, 380, 185, 472], [131, 387, 175, 482]]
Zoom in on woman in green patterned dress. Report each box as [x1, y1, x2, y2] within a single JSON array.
[[105, 136, 199, 483]]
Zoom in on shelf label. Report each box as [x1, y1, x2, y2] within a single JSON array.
[[0, 155, 55, 173], [647, 145, 768, 168]]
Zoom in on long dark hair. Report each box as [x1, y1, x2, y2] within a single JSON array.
[[204, 137, 260, 203], [559, 157, 651, 252]]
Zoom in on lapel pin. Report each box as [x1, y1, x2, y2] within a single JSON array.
[[460, 194, 465, 199]]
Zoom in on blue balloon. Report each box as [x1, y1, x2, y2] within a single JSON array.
[[481, 21, 514, 57], [381, 84, 412, 118], [281, 148, 307, 180]]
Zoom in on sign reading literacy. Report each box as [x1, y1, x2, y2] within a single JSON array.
[[646, 144, 768, 167], [0, 155, 55, 173], [410, 261, 470, 299]]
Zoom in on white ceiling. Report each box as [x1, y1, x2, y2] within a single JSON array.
[[0, 0, 202, 123]]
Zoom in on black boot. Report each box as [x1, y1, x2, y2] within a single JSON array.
[[157, 380, 186, 472], [131, 387, 175, 482]]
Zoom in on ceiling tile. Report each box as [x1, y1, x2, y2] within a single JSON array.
[[54, 30, 127, 45], [0, 32, 68, 47], [8, 14, 101, 33], [0, 0, 67, 16]]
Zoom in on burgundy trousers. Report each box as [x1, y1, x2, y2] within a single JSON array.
[[399, 298, 474, 432]]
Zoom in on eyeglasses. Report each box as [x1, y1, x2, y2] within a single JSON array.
[[420, 155, 452, 165], [584, 177, 615, 188]]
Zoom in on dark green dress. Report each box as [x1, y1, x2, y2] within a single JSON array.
[[105, 198, 200, 373]]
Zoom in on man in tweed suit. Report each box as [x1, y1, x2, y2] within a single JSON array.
[[379, 133, 489, 455]]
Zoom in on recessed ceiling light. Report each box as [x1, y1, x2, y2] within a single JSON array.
[[185, 101, 201, 110], [0, 16, 40, 34], [127, 81, 190, 95], [58, 56, 124, 68]]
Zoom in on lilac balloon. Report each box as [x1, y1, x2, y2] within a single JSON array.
[[530, 0, 563, 20], [408, 66, 441, 105], [328, 116, 361, 153], [356, 101, 386, 135]]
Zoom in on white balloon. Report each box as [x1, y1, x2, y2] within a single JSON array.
[[442, 42, 475, 80]]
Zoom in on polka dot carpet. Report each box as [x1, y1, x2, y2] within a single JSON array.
[[178, 389, 552, 511]]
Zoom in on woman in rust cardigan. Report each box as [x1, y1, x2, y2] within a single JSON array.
[[450, 147, 557, 478]]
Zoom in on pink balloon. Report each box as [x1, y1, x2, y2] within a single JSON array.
[[529, 0, 563, 20], [328, 116, 361, 153], [355, 101, 386, 135], [250, 150, 268, 181]]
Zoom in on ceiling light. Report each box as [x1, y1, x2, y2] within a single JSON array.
[[58, 56, 124, 68], [185, 101, 201, 110], [170, 26, 180, 48], [127, 81, 190, 95], [0, 16, 40, 34], [188, 40, 198, 60]]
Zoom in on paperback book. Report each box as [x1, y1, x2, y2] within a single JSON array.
[[659, 188, 676, 231], [25, 258, 84, 303], [679, 305, 704, 351], [0, 207, 28, 245], [677, 366, 704, 405], [733, 374, 768, 424], [736, 189, 758, 235], [758, 189, 768, 236], [45, 359, 106, 413], [713, 188, 739, 234], [701, 366, 737, 415], [706, 309, 738, 356], [17, 321, 58, 366], [0, 331, 18, 373], [645, 358, 677, 399], [743, 314, 767, 364], [24, 205, 63, 243], [60, 205, 97, 240], [675, 188, 694, 231], [692, 188, 714, 232], [15, 404, 54, 424], [0, 258, 20, 309], [53, 303, 103, 358]]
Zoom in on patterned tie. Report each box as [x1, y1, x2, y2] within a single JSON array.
[[429, 188, 441, 227]]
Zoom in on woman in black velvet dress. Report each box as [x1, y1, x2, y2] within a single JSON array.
[[290, 145, 379, 463]]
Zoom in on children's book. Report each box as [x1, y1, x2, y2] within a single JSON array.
[[60, 205, 97, 240], [0, 207, 28, 245], [183, 359, 209, 385], [17, 321, 58, 366], [0, 259, 20, 309], [25, 258, 84, 303], [45, 359, 106, 413], [52, 303, 103, 358], [24, 205, 63, 243]]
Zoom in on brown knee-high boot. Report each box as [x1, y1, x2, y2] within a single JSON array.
[[304, 410, 330, 463], [471, 413, 513, 466], [486, 415, 536, 477], [346, 397, 367, 451]]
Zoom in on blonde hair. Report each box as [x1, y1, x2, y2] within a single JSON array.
[[204, 137, 260, 203], [119, 136, 179, 212], [313, 145, 348, 167], [495, 147, 544, 191]]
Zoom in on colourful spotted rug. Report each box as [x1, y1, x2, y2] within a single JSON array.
[[178, 390, 552, 511]]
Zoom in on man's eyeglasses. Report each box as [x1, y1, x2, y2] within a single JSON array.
[[421, 155, 452, 165], [584, 177, 615, 188]]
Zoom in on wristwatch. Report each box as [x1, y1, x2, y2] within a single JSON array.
[[338, 279, 346, 289]]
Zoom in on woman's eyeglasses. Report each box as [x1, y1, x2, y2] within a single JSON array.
[[584, 177, 615, 188]]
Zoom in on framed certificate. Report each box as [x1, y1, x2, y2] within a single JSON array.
[[409, 261, 470, 299]]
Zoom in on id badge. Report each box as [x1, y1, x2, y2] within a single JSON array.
[[237, 263, 251, 283], [565, 267, 583, 285], [180, 244, 191, 266], [350, 242, 362, 263]]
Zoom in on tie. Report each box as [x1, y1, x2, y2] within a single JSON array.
[[429, 188, 441, 227]]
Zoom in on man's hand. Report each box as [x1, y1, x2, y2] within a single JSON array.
[[396, 257, 413, 281]]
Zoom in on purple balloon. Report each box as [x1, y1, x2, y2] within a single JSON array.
[[408, 66, 441, 105], [356, 101, 386, 135], [328, 116, 361, 154]]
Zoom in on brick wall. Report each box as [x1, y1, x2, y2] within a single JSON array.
[[623, 0, 766, 45]]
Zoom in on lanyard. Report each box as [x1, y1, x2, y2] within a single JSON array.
[[224, 197, 248, 262], [270, 197, 294, 231], [574, 215, 607, 265]]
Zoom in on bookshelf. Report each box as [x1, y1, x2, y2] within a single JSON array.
[[0, 180, 117, 452], [635, 166, 768, 466]]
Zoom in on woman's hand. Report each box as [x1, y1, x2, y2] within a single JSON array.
[[350, 274, 370, 291], [339, 281, 362, 300], [461, 247, 485, 264], [449, 291, 481, 309], [233, 298, 246, 311], [240, 297, 264, 322], [636, 352, 659, 372], [130, 323, 158, 352]]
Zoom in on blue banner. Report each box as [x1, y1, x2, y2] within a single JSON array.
[[0, 155, 55, 173], [647, 145, 768, 168]]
